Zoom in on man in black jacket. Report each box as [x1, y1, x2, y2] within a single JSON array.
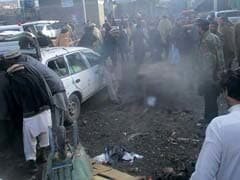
[[2, 53, 69, 158], [1, 50, 53, 173]]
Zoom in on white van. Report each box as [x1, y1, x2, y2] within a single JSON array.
[[0, 25, 24, 34], [22, 20, 60, 38]]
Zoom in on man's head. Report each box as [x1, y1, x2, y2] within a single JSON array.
[[0, 49, 22, 71], [222, 70, 240, 106], [195, 19, 210, 35], [61, 27, 69, 34], [218, 16, 229, 25], [209, 21, 218, 34]]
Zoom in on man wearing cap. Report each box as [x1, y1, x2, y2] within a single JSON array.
[[0, 49, 52, 173], [2, 44, 69, 158], [209, 21, 224, 45], [191, 70, 240, 180], [196, 19, 225, 123], [56, 27, 73, 47], [78, 25, 98, 49]]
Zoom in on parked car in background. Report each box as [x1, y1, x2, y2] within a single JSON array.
[[22, 20, 60, 39], [0, 24, 24, 33], [0, 20, 63, 39], [208, 10, 240, 24], [0, 31, 41, 59]]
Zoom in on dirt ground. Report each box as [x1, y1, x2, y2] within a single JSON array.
[[0, 61, 213, 180], [78, 65, 205, 179]]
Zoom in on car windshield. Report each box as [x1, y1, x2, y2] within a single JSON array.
[[35, 25, 44, 31], [82, 51, 101, 66], [35, 23, 52, 31], [51, 22, 65, 30]]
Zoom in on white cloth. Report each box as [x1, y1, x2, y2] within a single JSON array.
[[23, 109, 52, 161], [191, 104, 240, 180]]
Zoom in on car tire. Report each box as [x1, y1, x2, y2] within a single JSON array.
[[68, 93, 81, 122]]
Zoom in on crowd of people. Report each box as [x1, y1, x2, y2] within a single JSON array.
[[49, 13, 240, 180], [2, 10, 240, 179], [77, 14, 240, 180], [80, 13, 239, 125]]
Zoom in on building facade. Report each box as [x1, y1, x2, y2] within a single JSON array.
[[39, 0, 85, 24], [86, 0, 105, 26]]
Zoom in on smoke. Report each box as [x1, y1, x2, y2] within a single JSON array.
[[137, 60, 198, 108]]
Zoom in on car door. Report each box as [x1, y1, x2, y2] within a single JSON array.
[[46, 56, 73, 98], [65, 52, 92, 101], [82, 51, 105, 92]]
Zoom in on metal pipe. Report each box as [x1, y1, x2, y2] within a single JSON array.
[[17, 0, 21, 8]]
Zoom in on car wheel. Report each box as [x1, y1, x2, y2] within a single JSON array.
[[68, 93, 81, 122]]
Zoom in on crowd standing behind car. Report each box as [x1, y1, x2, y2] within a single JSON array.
[[0, 14, 238, 126], [2, 9, 240, 178]]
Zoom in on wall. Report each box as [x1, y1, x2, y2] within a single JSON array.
[[193, 0, 230, 11], [39, 0, 85, 25], [229, 0, 240, 8]]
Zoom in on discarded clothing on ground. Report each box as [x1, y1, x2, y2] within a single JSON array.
[[94, 145, 143, 165]]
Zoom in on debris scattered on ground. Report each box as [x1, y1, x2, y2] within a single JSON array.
[[93, 145, 143, 165], [122, 152, 144, 164], [94, 153, 108, 164], [196, 123, 202, 127], [79, 89, 204, 177]]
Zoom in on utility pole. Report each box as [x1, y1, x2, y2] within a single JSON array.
[[19, 0, 26, 21], [82, 0, 87, 23], [214, 0, 218, 11], [17, 0, 21, 8]]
